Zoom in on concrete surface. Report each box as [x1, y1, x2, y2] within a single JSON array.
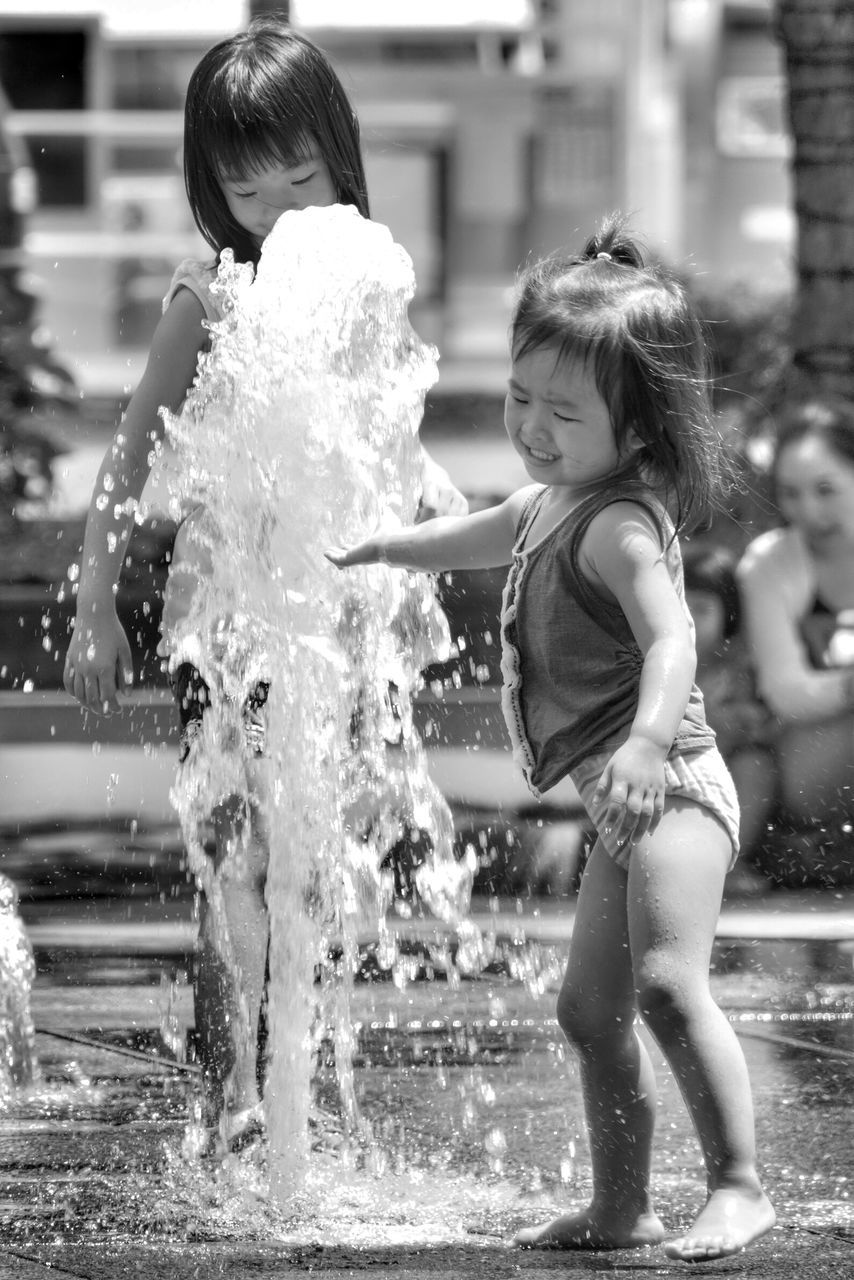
[[0, 887, 852, 1278]]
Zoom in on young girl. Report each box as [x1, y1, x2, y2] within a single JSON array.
[[62, 16, 463, 1152], [328, 216, 775, 1261]]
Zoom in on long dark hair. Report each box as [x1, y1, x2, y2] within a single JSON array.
[[183, 16, 369, 266], [511, 213, 729, 536]]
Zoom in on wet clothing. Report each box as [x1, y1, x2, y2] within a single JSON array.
[[142, 259, 272, 747], [570, 744, 740, 871], [171, 662, 269, 763], [500, 484, 715, 796]]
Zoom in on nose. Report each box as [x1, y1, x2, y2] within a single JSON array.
[[522, 401, 551, 442], [797, 492, 826, 523]]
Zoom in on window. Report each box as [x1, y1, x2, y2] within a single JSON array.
[[0, 29, 88, 206]]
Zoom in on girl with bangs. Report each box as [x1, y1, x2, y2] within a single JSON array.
[[63, 15, 464, 1154], [328, 215, 775, 1261]]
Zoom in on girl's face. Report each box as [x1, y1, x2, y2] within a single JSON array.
[[775, 434, 854, 552], [219, 150, 337, 247], [505, 347, 627, 491]]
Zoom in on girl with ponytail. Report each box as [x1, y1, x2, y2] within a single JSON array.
[[328, 214, 774, 1262]]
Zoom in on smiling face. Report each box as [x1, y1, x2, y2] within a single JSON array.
[[218, 148, 337, 248], [504, 346, 628, 494], [775, 433, 854, 553]]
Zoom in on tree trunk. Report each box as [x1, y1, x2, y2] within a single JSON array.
[[775, 0, 854, 400]]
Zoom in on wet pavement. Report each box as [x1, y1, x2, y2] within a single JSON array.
[[0, 882, 853, 1278]]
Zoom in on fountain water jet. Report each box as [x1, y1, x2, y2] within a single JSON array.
[[0, 873, 38, 1101], [159, 205, 476, 1204]]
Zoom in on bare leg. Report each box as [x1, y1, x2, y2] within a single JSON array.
[[194, 767, 271, 1121], [515, 838, 665, 1251], [628, 800, 775, 1261]]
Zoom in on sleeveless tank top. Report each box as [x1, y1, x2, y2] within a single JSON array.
[[146, 258, 223, 664], [500, 484, 715, 796]]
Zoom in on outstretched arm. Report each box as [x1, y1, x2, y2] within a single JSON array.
[[326, 489, 527, 573]]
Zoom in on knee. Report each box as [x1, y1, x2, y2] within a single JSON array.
[[635, 971, 693, 1041], [212, 797, 269, 889], [215, 830, 269, 897], [556, 983, 628, 1052]]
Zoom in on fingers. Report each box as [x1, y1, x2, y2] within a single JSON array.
[[116, 633, 134, 698], [64, 653, 127, 716], [594, 774, 665, 849], [324, 542, 379, 568]]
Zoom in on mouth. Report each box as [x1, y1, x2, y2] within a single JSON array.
[[805, 525, 837, 541], [521, 442, 559, 465]]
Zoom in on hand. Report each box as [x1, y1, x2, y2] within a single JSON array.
[[325, 537, 384, 569], [416, 456, 468, 522], [592, 735, 667, 850], [63, 607, 134, 715]]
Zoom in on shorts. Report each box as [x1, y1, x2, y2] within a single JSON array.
[[170, 663, 270, 763], [569, 745, 740, 872]]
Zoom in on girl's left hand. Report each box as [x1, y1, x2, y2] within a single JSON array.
[[592, 735, 667, 850], [417, 455, 468, 521]]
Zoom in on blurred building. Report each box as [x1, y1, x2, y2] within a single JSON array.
[[0, 0, 790, 395]]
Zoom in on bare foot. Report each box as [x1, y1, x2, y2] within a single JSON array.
[[514, 1206, 665, 1251], [664, 1188, 776, 1261]]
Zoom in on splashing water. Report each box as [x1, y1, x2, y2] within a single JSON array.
[[0, 874, 38, 1102], [160, 205, 477, 1204]]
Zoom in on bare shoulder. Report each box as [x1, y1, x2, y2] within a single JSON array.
[[155, 284, 208, 349], [505, 484, 543, 524], [737, 526, 812, 616], [737, 527, 810, 591], [737, 527, 797, 577], [135, 284, 209, 411], [585, 498, 663, 559]]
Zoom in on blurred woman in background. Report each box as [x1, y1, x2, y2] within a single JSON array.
[[737, 400, 854, 881]]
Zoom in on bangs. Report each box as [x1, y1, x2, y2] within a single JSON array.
[[512, 314, 609, 389], [202, 65, 317, 182], [214, 128, 315, 184]]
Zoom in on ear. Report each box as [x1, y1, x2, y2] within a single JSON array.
[[621, 426, 645, 457]]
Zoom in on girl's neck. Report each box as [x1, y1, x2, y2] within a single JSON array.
[[546, 469, 653, 511]]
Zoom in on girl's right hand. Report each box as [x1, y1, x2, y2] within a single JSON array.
[[63, 608, 134, 715]]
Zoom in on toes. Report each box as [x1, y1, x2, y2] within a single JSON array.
[[665, 1235, 738, 1261], [514, 1227, 549, 1249]]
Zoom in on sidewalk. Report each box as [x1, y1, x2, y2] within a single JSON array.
[[1, 889, 853, 1278]]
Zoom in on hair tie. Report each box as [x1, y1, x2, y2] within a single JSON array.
[[596, 251, 613, 262]]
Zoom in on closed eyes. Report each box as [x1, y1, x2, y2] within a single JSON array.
[[231, 170, 319, 199]]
